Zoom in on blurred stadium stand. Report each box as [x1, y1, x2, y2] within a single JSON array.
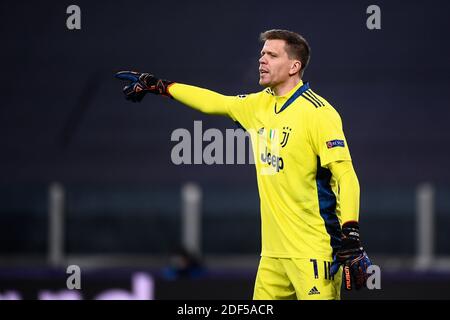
[[1, 0, 450, 299]]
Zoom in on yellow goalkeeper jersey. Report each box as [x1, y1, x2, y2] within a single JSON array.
[[170, 80, 353, 260]]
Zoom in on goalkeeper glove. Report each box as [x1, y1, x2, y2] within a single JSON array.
[[330, 221, 372, 290], [115, 71, 174, 102]]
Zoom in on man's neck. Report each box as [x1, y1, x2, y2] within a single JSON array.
[[272, 77, 301, 96]]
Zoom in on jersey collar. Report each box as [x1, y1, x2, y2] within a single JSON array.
[[274, 80, 309, 114]]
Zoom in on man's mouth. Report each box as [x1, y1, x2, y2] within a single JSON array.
[[259, 69, 269, 75]]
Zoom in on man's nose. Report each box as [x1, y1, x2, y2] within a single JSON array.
[[259, 56, 266, 64]]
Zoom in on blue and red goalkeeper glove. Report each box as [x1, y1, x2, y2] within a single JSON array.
[[330, 221, 372, 290], [115, 71, 174, 102]]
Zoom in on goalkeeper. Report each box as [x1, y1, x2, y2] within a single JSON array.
[[115, 29, 371, 300]]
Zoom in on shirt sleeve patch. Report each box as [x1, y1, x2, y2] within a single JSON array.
[[326, 139, 345, 149]]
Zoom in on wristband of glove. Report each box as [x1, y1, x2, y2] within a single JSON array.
[[140, 73, 174, 97], [341, 221, 362, 252]]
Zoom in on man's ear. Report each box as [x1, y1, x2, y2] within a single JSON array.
[[289, 60, 302, 76]]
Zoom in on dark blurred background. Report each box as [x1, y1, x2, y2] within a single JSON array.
[[0, 0, 450, 299]]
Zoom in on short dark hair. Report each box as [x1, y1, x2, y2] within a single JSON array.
[[260, 29, 311, 77]]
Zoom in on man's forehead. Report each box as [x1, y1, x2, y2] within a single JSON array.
[[261, 39, 287, 53]]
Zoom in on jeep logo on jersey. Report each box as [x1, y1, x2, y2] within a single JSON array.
[[260, 147, 284, 172], [281, 127, 292, 148]]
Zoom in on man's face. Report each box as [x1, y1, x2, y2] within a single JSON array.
[[258, 39, 297, 88]]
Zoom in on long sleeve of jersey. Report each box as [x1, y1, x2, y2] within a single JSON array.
[[328, 160, 360, 224], [168, 83, 238, 116], [168, 82, 261, 131]]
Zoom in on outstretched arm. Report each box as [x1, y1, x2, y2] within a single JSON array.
[[168, 83, 239, 116]]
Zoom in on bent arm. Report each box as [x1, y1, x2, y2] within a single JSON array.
[[168, 83, 238, 116], [328, 160, 360, 224]]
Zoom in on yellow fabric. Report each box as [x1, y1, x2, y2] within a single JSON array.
[[328, 161, 360, 223], [253, 256, 342, 300], [169, 81, 356, 260], [168, 83, 243, 116]]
